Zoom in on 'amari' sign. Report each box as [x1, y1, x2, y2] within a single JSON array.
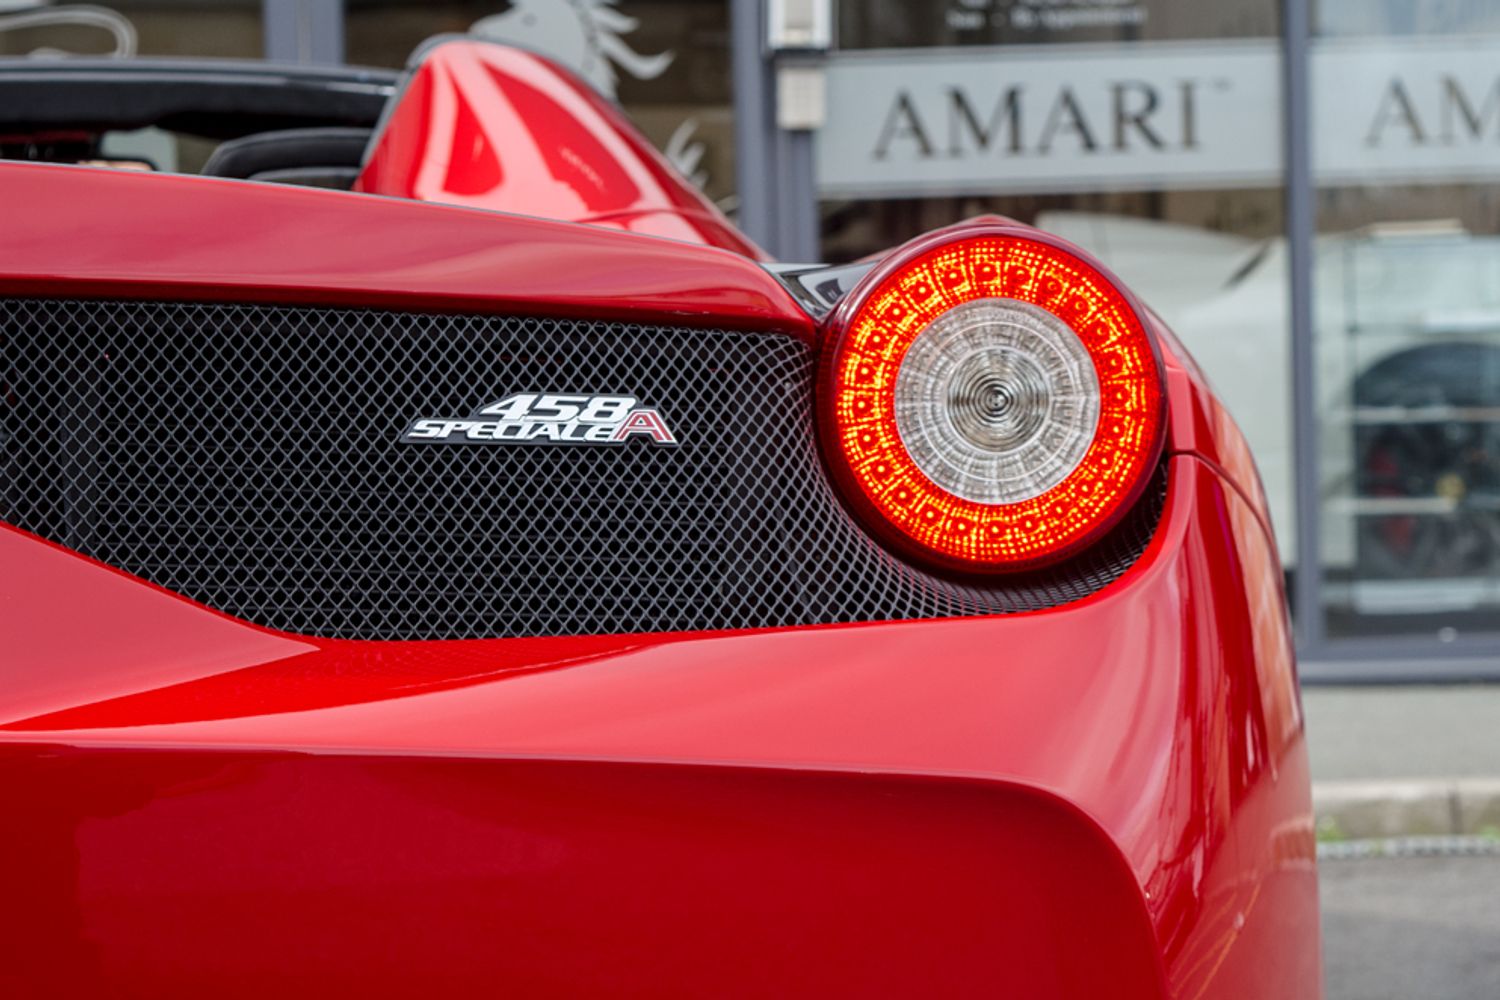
[[817, 38, 1500, 196]]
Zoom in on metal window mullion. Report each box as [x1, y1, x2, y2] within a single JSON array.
[[731, 0, 778, 253], [777, 127, 819, 263], [1283, 0, 1325, 661], [262, 0, 345, 66]]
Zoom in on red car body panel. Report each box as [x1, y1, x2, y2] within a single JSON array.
[[354, 41, 767, 260], [0, 454, 1316, 1000], [0, 40, 1319, 1000]]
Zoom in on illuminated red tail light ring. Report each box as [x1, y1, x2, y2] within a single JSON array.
[[820, 230, 1166, 574]]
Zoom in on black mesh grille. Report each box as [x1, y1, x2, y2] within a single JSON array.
[[0, 299, 1164, 640]]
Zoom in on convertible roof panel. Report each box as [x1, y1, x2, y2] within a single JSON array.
[[0, 57, 398, 139]]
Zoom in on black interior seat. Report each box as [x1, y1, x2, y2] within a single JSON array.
[[200, 126, 372, 188]]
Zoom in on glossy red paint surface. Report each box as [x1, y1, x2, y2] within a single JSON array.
[[1151, 309, 1282, 558], [355, 40, 767, 261], [1, 752, 1164, 999]]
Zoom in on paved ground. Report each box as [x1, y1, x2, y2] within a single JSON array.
[[1321, 854, 1500, 999], [1303, 685, 1500, 782]]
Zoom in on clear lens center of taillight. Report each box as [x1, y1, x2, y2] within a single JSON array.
[[895, 299, 1100, 504]]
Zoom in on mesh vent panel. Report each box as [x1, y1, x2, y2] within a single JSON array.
[[0, 299, 1164, 639]]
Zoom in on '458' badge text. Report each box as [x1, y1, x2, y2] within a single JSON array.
[[399, 392, 678, 446]]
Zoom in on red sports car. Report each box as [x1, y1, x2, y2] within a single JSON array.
[[0, 38, 1320, 999]]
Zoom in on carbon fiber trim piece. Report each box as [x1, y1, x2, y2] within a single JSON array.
[[0, 299, 1164, 639]]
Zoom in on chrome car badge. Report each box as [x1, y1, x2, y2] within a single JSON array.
[[399, 392, 678, 446]]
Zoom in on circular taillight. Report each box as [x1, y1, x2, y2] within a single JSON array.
[[820, 227, 1165, 573]]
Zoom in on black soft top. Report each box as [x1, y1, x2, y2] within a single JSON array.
[[0, 57, 398, 140]]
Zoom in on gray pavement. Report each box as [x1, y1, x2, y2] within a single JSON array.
[[1304, 684, 1500, 838], [1300, 689, 1500, 998], [1304, 685, 1500, 783], [1321, 854, 1500, 1000]]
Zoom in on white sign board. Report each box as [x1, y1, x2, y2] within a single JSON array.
[[1315, 37, 1500, 186], [817, 38, 1500, 196], [817, 41, 1280, 197]]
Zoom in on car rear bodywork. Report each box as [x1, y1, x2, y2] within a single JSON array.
[[0, 40, 1319, 1000]]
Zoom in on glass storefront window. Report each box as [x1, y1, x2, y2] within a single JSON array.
[[840, 0, 1276, 49], [0, 1, 262, 59], [1312, 3, 1500, 638]]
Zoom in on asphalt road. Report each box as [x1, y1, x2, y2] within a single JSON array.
[[1322, 854, 1500, 999]]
